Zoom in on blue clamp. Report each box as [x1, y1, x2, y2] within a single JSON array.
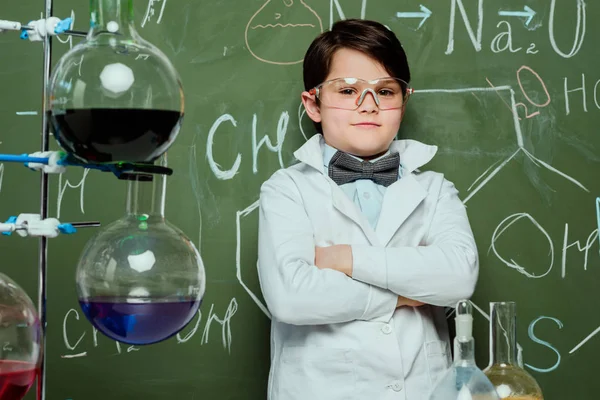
[[20, 20, 34, 40], [2, 216, 17, 236], [22, 153, 35, 170], [54, 18, 72, 34], [57, 223, 77, 234]]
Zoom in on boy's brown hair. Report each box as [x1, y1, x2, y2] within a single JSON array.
[[303, 19, 411, 132]]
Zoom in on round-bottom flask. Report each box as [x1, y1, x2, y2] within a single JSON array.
[[483, 302, 543, 400], [48, 0, 184, 164], [76, 169, 205, 345], [0, 274, 41, 400], [430, 301, 500, 400]]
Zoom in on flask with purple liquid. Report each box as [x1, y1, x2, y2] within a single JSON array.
[[76, 159, 205, 345]]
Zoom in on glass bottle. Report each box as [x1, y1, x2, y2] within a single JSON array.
[[0, 273, 41, 400], [429, 300, 500, 400], [483, 302, 544, 400], [75, 157, 205, 345], [48, 0, 184, 164]]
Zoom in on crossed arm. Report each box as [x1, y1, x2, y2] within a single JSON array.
[[314, 246, 426, 308], [257, 171, 478, 326]]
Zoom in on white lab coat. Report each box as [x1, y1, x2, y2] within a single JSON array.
[[258, 134, 478, 400]]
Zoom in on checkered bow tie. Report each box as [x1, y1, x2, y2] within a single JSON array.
[[328, 151, 400, 187]]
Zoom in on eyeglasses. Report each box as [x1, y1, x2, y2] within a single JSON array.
[[309, 77, 413, 111]]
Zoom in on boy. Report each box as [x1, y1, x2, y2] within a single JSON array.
[[257, 19, 478, 400]]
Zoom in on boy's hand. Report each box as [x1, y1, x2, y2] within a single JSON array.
[[315, 245, 353, 276], [315, 246, 426, 308], [396, 296, 425, 308]]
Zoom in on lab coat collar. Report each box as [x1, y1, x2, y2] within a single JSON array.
[[293, 134, 437, 246], [294, 134, 438, 176]]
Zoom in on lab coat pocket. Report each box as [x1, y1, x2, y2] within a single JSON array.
[[425, 340, 451, 386], [277, 346, 357, 400]]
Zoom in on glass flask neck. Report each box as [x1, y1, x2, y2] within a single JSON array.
[[489, 302, 518, 366], [454, 336, 476, 366], [89, 0, 136, 38], [126, 173, 166, 219]]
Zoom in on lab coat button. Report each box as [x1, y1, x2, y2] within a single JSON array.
[[381, 324, 392, 334], [391, 380, 403, 392]]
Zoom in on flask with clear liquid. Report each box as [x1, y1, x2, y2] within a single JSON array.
[[429, 300, 500, 400], [483, 302, 543, 400]]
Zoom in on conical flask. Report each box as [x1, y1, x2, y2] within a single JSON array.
[[75, 158, 205, 345], [483, 302, 544, 400], [48, 0, 184, 164], [429, 300, 500, 400], [0, 273, 41, 400]]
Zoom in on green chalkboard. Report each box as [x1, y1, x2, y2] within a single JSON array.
[[0, 0, 599, 399]]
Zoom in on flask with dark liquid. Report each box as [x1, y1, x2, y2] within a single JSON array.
[[483, 302, 544, 400], [48, 0, 184, 164]]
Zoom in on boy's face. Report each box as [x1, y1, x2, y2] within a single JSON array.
[[302, 48, 405, 159]]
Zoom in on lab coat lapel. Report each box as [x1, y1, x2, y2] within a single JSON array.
[[293, 134, 437, 247], [328, 180, 380, 246], [376, 174, 427, 247], [374, 139, 437, 247]]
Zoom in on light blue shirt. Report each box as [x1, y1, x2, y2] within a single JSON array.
[[323, 144, 401, 229]]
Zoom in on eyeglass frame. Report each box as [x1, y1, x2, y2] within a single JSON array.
[[308, 77, 414, 111]]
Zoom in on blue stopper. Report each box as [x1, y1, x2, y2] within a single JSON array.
[[56, 153, 69, 166], [2, 216, 18, 236], [57, 223, 77, 234], [55, 18, 72, 34], [20, 30, 29, 40]]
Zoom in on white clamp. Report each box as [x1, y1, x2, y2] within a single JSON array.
[[0, 19, 23, 33], [27, 151, 66, 174], [7, 214, 61, 238], [23, 17, 61, 41]]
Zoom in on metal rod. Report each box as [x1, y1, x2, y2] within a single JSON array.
[[69, 221, 101, 228], [64, 30, 87, 37], [38, 0, 53, 398]]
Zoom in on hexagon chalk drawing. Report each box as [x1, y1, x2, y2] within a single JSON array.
[[236, 200, 272, 319]]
